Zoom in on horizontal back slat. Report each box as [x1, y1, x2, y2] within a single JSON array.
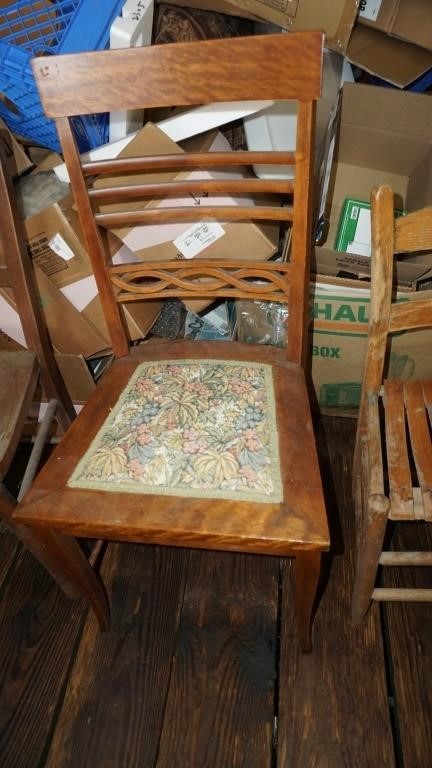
[[384, 380, 414, 520], [404, 381, 432, 521], [83, 152, 297, 177], [95, 205, 293, 228], [32, 32, 323, 117], [89, 178, 294, 202], [395, 207, 432, 253], [389, 298, 432, 333]]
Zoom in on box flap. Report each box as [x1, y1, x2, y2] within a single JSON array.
[[340, 83, 432, 141], [226, 0, 358, 53], [391, 0, 432, 52], [313, 246, 432, 287], [347, 25, 432, 86]]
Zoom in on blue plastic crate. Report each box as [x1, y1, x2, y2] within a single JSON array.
[[0, 0, 126, 152]]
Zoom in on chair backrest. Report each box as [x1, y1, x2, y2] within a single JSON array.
[[0, 143, 75, 431], [362, 184, 432, 398], [32, 32, 323, 366]]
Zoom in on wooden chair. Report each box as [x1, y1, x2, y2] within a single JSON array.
[[15, 32, 329, 651], [352, 184, 432, 623], [0, 142, 108, 602]]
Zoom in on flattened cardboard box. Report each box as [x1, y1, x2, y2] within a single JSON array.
[[0, 329, 95, 404], [315, 83, 432, 286], [310, 279, 432, 409], [22, 194, 162, 346], [0, 266, 109, 358]]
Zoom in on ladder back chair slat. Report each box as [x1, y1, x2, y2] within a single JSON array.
[[404, 381, 432, 521], [384, 380, 414, 520]]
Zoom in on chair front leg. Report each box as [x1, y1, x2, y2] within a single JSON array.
[[1, 483, 109, 629], [294, 550, 321, 653]]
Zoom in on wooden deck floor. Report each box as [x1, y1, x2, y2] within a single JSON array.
[[0, 416, 431, 768]]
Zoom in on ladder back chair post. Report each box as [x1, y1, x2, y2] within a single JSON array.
[[15, 33, 329, 652], [352, 184, 432, 623], [0, 144, 76, 430], [0, 144, 109, 612]]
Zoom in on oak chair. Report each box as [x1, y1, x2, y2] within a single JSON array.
[[0, 142, 106, 600], [15, 32, 329, 651], [352, 184, 432, 623]]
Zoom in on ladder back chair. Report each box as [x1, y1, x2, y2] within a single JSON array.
[[16, 32, 328, 651], [352, 184, 432, 623], [0, 142, 106, 601]]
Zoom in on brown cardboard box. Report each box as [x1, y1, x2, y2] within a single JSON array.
[[347, 24, 432, 87], [55, 353, 96, 404], [155, 0, 259, 20], [207, 0, 432, 87], [314, 83, 432, 286], [0, 327, 96, 404], [102, 124, 279, 314], [358, 0, 432, 52], [225, 0, 359, 53], [310, 277, 432, 409], [21, 192, 162, 346], [24, 194, 93, 289], [0, 266, 109, 358]]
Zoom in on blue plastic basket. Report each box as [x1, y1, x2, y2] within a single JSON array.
[[0, 0, 126, 152]]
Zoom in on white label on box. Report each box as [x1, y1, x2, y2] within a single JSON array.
[[358, 0, 382, 21], [173, 221, 225, 259], [48, 233, 74, 261]]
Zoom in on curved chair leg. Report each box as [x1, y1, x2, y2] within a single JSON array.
[[351, 493, 390, 624], [294, 550, 321, 653], [1, 483, 109, 629]]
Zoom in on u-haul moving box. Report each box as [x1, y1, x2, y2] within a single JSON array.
[[310, 279, 432, 409]]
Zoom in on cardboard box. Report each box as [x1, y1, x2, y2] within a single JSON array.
[[347, 22, 432, 88], [226, 0, 359, 53], [18, 188, 162, 347], [358, 0, 432, 52], [24, 194, 93, 289], [314, 83, 432, 287], [101, 124, 279, 313], [310, 278, 432, 409], [155, 0, 259, 21], [0, 268, 109, 358]]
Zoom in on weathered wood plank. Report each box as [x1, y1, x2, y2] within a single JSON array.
[[0, 548, 85, 768], [383, 522, 432, 768], [156, 550, 279, 768], [45, 542, 189, 768], [278, 417, 395, 768], [0, 531, 20, 593]]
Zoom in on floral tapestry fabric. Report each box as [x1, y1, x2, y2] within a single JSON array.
[[68, 360, 283, 503]]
